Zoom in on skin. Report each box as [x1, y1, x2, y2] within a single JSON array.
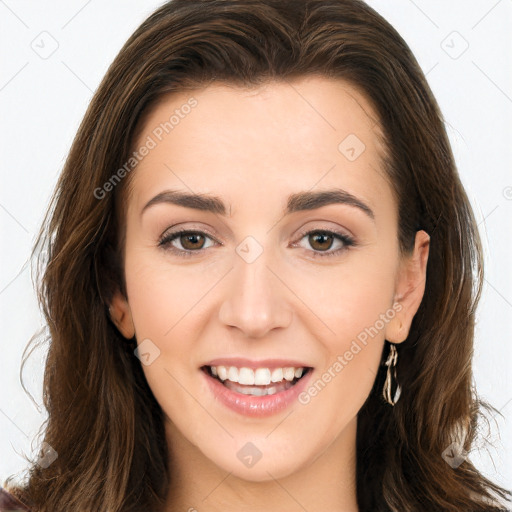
[[110, 75, 430, 511]]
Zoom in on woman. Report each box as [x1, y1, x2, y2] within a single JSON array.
[[2, 0, 510, 510]]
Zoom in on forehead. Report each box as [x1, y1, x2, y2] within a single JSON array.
[[128, 75, 393, 221]]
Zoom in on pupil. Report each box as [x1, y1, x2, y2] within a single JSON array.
[[182, 233, 203, 250], [311, 232, 332, 250]]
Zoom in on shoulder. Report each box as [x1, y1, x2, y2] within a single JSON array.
[[0, 488, 31, 511]]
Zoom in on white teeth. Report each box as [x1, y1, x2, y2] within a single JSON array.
[[247, 386, 266, 396], [228, 366, 238, 382], [254, 368, 271, 385], [217, 366, 228, 381], [283, 367, 295, 381], [238, 367, 255, 385], [271, 368, 283, 382], [209, 365, 306, 385], [223, 380, 294, 396]]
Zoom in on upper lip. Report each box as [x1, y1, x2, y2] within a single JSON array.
[[202, 357, 312, 370]]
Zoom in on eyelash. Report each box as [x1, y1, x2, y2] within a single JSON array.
[[158, 228, 355, 259]]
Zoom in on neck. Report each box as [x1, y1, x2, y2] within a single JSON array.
[[164, 417, 359, 512]]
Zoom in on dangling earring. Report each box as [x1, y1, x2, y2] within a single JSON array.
[[383, 343, 401, 406]]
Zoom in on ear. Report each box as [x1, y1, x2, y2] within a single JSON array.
[[109, 289, 136, 339], [385, 230, 430, 344]]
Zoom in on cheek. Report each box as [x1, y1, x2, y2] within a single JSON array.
[[295, 248, 398, 346], [124, 251, 217, 339], [123, 254, 210, 419], [293, 249, 397, 411]]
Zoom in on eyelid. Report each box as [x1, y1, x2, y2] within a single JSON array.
[[293, 224, 354, 244], [159, 224, 219, 243]]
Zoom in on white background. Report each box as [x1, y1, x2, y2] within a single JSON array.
[[1, 0, 511, 492]]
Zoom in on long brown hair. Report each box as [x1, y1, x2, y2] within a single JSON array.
[[4, 0, 511, 510]]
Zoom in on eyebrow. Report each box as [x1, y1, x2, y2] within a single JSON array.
[[141, 188, 375, 220]]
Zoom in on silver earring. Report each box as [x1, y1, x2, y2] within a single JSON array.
[[383, 343, 401, 406]]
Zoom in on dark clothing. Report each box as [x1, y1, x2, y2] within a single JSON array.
[[0, 488, 30, 511]]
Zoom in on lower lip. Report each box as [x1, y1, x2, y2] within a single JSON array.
[[203, 369, 313, 418]]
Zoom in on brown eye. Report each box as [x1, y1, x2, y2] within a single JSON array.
[[294, 229, 355, 258], [158, 229, 217, 257], [308, 232, 335, 252], [179, 232, 206, 250]]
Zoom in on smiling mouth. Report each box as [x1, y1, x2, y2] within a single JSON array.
[[201, 365, 312, 396]]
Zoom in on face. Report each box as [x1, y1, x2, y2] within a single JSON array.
[[111, 76, 429, 483]]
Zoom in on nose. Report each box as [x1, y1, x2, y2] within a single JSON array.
[[218, 242, 293, 339]]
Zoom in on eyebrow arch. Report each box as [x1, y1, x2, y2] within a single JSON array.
[[141, 188, 375, 220]]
